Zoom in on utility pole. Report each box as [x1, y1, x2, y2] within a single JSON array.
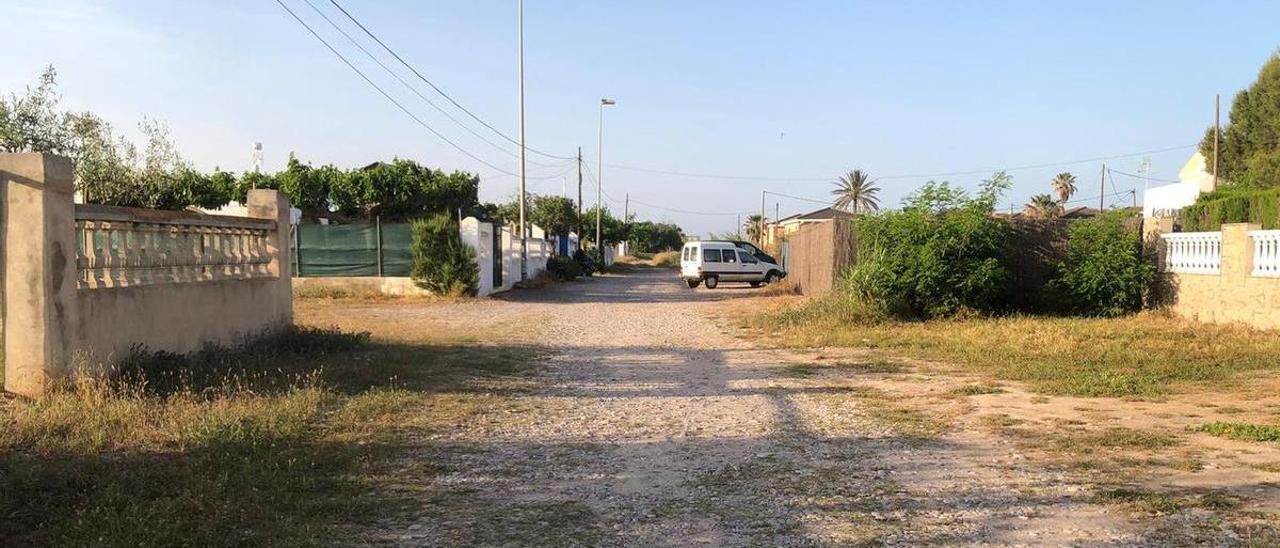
[[758, 190, 766, 245], [1214, 93, 1221, 190], [597, 98, 615, 263], [773, 202, 779, 249], [576, 146, 583, 251], [624, 193, 629, 224], [517, 0, 527, 280], [1099, 163, 1106, 212], [737, 214, 741, 240]]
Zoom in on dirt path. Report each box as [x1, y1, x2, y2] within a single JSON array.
[[354, 269, 1255, 546]]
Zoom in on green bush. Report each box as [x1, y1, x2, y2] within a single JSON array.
[[1180, 186, 1280, 231], [846, 205, 1011, 319], [409, 214, 478, 296], [546, 255, 582, 281], [572, 249, 596, 275], [1047, 211, 1154, 317]]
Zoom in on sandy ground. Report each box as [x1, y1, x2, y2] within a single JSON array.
[[301, 268, 1280, 547]]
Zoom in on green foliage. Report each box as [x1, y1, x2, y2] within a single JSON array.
[[1195, 421, 1280, 442], [1199, 53, 1280, 185], [410, 214, 478, 296], [831, 169, 881, 214], [846, 205, 1011, 319], [1180, 186, 1280, 231], [1048, 211, 1153, 317], [329, 159, 480, 221], [529, 194, 578, 235], [626, 221, 684, 253], [583, 205, 626, 245], [546, 255, 583, 281]]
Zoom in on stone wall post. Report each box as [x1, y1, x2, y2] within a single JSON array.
[[246, 189, 293, 327], [2, 153, 78, 397], [1221, 223, 1261, 280]]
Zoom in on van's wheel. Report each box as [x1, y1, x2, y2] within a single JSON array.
[[686, 279, 700, 288], [704, 276, 719, 289], [765, 271, 781, 284]]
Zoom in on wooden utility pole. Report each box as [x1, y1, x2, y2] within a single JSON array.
[[1214, 93, 1220, 189], [576, 147, 583, 251], [624, 193, 629, 224]]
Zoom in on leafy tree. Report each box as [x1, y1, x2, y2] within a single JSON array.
[[1048, 211, 1153, 317], [0, 65, 74, 155], [1051, 172, 1077, 203], [583, 205, 625, 245], [1198, 53, 1280, 186], [274, 154, 331, 215], [902, 181, 969, 214], [410, 214, 478, 296], [831, 169, 881, 214], [1023, 194, 1062, 219], [529, 194, 578, 235], [626, 220, 685, 253]]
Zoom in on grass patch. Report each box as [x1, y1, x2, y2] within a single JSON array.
[[0, 322, 542, 546], [751, 298, 1280, 397], [950, 383, 1006, 396], [1092, 487, 1239, 515], [1062, 427, 1181, 452], [785, 359, 903, 377], [1194, 422, 1280, 443]]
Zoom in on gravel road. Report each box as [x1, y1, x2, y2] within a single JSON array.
[[371, 268, 1228, 547]]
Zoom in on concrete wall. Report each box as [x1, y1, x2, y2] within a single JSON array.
[[1156, 222, 1280, 329], [785, 220, 856, 296], [2, 153, 293, 397]]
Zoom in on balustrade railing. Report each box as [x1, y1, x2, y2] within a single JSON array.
[[75, 204, 276, 289], [1250, 230, 1280, 278], [1161, 232, 1221, 275]]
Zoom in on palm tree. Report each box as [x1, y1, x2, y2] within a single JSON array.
[[831, 169, 882, 214], [1023, 194, 1062, 219], [744, 214, 768, 242], [1051, 172, 1077, 204]]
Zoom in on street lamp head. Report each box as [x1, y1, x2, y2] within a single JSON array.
[[601, 98, 616, 106]]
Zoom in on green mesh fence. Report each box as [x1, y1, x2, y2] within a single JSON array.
[[294, 222, 414, 277]]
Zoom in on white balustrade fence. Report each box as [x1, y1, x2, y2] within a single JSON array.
[[75, 204, 276, 289], [1161, 232, 1222, 275], [1250, 230, 1280, 278]]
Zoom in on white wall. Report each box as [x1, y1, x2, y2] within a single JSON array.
[[459, 217, 496, 297]]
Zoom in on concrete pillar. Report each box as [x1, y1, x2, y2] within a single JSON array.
[[246, 189, 293, 327], [2, 153, 78, 397], [1221, 223, 1261, 280]]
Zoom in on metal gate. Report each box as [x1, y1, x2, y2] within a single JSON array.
[[492, 228, 502, 288]]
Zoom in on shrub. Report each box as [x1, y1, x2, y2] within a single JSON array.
[[409, 214, 478, 296], [1180, 186, 1280, 231], [652, 250, 680, 268], [572, 249, 596, 275], [845, 205, 1011, 318], [1047, 211, 1154, 317], [546, 255, 582, 281]]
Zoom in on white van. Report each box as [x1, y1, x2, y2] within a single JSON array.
[[680, 240, 786, 289]]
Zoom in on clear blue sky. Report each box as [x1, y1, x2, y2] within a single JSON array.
[[4, 0, 1278, 236]]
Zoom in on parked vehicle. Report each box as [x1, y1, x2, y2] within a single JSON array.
[[680, 240, 786, 289]]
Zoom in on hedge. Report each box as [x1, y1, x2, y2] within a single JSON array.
[[1180, 187, 1280, 231]]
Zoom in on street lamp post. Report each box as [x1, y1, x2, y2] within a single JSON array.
[[517, 0, 528, 280], [597, 97, 615, 264]]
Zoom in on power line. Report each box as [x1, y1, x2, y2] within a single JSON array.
[[300, 0, 567, 169], [1107, 168, 1178, 184], [326, 0, 576, 161], [588, 144, 1196, 184], [273, 0, 519, 176], [764, 190, 830, 205]]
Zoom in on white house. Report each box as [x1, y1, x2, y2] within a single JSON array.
[[1143, 153, 1217, 218]]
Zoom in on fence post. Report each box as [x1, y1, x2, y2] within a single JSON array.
[[2, 153, 78, 397], [247, 189, 293, 328], [375, 215, 383, 277]]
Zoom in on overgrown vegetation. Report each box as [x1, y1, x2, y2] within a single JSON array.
[[844, 174, 1012, 318], [546, 255, 584, 281], [752, 308, 1280, 397], [1048, 211, 1154, 316], [0, 327, 381, 546], [652, 250, 681, 268], [410, 214, 479, 296]]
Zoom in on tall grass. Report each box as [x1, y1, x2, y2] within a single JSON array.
[[652, 250, 681, 268], [0, 327, 395, 547], [752, 295, 1280, 397]]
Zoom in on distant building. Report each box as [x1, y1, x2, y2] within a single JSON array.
[[767, 206, 852, 250], [1143, 152, 1217, 218]]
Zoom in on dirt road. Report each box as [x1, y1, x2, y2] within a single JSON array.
[[338, 268, 1252, 546]]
